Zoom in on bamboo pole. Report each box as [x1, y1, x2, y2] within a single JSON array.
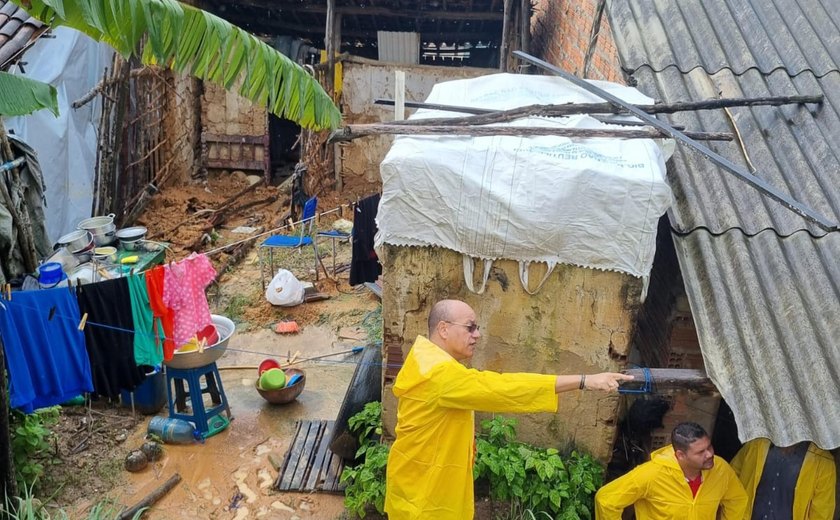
[[374, 94, 824, 127], [325, 0, 336, 96], [499, 0, 513, 71], [329, 124, 733, 142]]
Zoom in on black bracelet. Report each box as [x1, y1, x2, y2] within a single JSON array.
[[579, 374, 586, 390]]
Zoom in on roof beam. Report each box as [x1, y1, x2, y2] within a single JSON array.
[[227, 1, 503, 20], [220, 13, 499, 42]]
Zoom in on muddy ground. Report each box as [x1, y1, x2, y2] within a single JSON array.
[[38, 172, 383, 519]]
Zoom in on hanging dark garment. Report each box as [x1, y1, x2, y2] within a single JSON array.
[[76, 278, 145, 398], [349, 193, 382, 286]]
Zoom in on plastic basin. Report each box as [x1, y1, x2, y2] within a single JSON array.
[[256, 368, 306, 404], [165, 315, 235, 369]]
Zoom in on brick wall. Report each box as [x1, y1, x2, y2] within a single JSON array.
[[531, 0, 625, 83]]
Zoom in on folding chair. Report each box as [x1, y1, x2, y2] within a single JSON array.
[[259, 196, 319, 288], [316, 227, 352, 275]]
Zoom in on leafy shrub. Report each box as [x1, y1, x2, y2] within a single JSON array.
[[10, 407, 60, 491], [473, 416, 604, 519], [340, 402, 389, 518]]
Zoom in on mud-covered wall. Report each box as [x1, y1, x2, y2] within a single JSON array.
[[338, 57, 489, 186], [200, 80, 267, 175], [161, 73, 202, 184], [379, 245, 644, 462]]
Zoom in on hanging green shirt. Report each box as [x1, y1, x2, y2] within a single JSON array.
[[127, 273, 165, 366]]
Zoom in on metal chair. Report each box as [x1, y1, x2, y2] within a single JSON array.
[[259, 196, 319, 288], [316, 228, 352, 275]]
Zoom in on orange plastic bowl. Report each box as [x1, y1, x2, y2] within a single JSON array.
[[258, 358, 281, 376]]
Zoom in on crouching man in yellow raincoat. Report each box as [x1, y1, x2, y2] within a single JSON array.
[[731, 438, 836, 520], [595, 422, 748, 520], [384, 299, 634, 520]]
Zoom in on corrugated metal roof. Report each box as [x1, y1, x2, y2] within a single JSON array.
[[377, 31, 421, 65], [607, 0, 840, 449], [0, 0, 46, 70]]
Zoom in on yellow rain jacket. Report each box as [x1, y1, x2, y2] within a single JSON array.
[[384, 335, 558, 520], [730, 438, 836, 520], [595, 445, 748, 520]]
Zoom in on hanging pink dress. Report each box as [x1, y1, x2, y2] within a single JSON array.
[[163, 253, 217, 348]]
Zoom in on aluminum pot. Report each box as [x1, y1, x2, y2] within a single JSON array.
[[78, 214, 117, 246], [116, 226, 147, 251], [56, 230, 93, 253]]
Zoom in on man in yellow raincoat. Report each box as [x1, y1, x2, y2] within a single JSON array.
[[731, 438, 836, 519], [384, 299, 634, 520], [595, 422, 748, 519]]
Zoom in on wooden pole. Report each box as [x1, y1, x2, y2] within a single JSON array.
[[394, 71, 406, 121], [582, 0, 607, 78], [325, 0, 336, 96], [116, 473, 181, 520], [374, 94, 824, 127], [500, 0, 513, 71], [621, 368, 716, 393], [519, 0, 530, 59], [329, 123, 732, 142]]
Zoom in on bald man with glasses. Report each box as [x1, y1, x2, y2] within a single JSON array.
[[385, 299, 633, 520]]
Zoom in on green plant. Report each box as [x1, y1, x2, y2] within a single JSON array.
[[473, 417, 604, 520], [2, 482, 144, 519], [360, 306, 383, 344], [223, 294, 249, 322], [10, 407, 60, 491], [340, 402, 389, 518]]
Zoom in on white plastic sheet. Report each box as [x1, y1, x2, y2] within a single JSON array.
[[376, 73, 673, 291], [6, 28, 114, 243]]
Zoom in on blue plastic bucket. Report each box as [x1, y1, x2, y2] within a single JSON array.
[[38, 262, 65, 285]]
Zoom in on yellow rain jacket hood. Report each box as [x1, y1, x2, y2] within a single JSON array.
[[384, 335, 558, 520], [731, 438, 836, 520], [595, 445, 748, 520]]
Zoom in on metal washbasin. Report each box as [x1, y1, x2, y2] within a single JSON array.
[[164, 315, 235, 369]]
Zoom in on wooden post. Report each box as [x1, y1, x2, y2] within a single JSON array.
[[499, 0, 513, 71], [520, 0, 530, 58], [394, 70, 406, 121], [0, 337, 16, 499], [325, 0, 336, 96]]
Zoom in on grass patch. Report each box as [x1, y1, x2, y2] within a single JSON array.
[[223, 294, 250, 322]]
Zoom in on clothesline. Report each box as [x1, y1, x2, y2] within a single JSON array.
[[202, 203, 349, 257]]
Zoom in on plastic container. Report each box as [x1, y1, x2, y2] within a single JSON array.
[[38, 262, 64, 284], [147, 416, 201, 444], [121, 370, 166, 414], [259, 368, 286, 390]]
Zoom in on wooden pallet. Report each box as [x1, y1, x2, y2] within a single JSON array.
[[275, 420, 346, 493]]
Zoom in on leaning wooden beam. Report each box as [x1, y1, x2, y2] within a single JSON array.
[[116, 473, 181, 520], [375, 94, 824, 127], [329, 124, 733, 143], [621, 368, 716, 393]]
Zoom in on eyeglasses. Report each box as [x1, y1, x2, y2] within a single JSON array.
[[444, 321, 480, 333]]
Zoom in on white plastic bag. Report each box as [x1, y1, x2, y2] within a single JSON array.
[[265, 269, 305, 306]]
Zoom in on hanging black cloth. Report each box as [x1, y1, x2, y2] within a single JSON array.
[[350, 193, 382, 286], [76, 277, 145, 398]]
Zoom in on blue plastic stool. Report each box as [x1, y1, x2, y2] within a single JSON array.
[[165, 362, 232, 437]]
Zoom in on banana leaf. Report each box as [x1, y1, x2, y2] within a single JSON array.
[[12, 0, 341, 130], [0, 71, 59, 117]]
